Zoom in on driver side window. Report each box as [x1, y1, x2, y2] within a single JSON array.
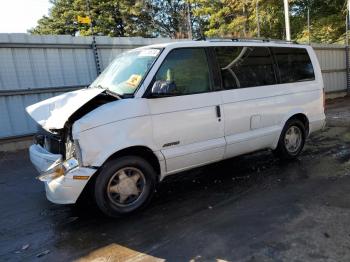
[[152, 48, 211, 95]]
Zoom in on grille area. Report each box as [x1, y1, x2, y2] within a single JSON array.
[[34, 133, 64, 155]]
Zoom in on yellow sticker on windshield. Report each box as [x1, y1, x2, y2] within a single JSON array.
[[126, 74, 142, 87]]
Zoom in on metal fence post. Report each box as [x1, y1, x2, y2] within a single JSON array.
[[347, 9, 350, 95], [91, 36, 101, 75], [86, 0, 101, 76], [346, 45, 350, 95], [347, 0, 350, 95]]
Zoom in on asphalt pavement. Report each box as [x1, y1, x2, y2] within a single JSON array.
[[0, 97, 350, 262]]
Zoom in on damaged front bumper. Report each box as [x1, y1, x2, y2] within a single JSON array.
[[29, 144, 96, 204]]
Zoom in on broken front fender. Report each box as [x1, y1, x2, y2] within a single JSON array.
[[29, 143, 96, 204], [29, 144, 62, 173], [44, 167, 96, 204]]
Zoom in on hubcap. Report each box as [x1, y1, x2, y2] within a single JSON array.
[[284, 126, 302, 153], [107, 167, 146, 207]]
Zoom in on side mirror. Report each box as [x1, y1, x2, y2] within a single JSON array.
[[150, 80, 177, 97]]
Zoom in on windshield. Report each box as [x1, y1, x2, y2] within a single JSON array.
[[90, 48, 161, 95]]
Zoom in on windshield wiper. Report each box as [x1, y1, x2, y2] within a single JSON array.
[[94, 85, 123, 99]]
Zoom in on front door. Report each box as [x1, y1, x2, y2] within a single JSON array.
[[147, 48, 225, 174]]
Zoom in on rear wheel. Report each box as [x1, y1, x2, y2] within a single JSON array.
[[94, 156, 156, 217], [274, 119, 306, 160]]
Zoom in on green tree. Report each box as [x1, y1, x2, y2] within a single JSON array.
[[190, 0, 347, 43], [291, 0, 346, 43], [30, 0, 154, 37], [30, 0, 348, 43], [30, 0, 77, 35], [145, 0, 191, 38], [30, 0, 195, 39], [190, 0, 285, 39], [256, 0, 285, 39]]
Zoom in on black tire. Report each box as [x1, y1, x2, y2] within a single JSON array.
[[94, 156, 157, 217], [274, 119, 306, 160]]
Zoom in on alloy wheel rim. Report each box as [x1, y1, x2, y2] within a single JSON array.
[[284, 126, 302, 154], [107, 167, 146, 207]]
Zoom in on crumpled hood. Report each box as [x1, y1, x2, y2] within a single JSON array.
[[26, 88, 104, 132]]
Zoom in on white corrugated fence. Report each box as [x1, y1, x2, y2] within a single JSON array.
[[0, 34, 348, 141]]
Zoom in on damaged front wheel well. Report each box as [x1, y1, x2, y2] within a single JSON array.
[[102, 146, 161, 177], [76, 146, 161, 205]]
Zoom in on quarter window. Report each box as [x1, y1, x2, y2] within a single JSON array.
[[215, 46, 277, 89], [151, 48, 211, 95], [272, 47, 315, 83]]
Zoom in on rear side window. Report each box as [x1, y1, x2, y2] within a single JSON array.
[[215, 46, 277, 89], [152, 48, 211, 95], [272, 47, 315, 83]]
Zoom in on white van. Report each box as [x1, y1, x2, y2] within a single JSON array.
[[26, 39, 325, 217]]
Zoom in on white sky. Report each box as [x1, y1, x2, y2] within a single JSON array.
[[0, 0, 52, 33]]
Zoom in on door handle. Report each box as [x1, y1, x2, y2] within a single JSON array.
[[216, 105, 221, 118]]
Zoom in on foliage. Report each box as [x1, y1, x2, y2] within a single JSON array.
[[146, 0, 190, 38], [291, 0, 346, 43], [30, 0, 77, 35], [30, 0, 154, 37], [30, 0, 348, 44], [191, 0, 346, 43]]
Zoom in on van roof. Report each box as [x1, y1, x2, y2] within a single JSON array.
[[142, 39, 309, 50]]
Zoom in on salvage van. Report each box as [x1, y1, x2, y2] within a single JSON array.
[[26, 39, 325, 217]]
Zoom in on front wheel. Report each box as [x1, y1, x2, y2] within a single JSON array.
[[274, 119, 306, 160], [94, 156, 157, 217]]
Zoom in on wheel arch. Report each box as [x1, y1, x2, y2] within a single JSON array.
[[289, 113, 309, 136], [76, 145, 163, 204], [101, 145, 162, 176], [272, 111, 310, 149]]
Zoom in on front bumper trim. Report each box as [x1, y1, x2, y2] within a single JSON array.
[[29, 144, 97, 204], [44, 167, 96, 204]]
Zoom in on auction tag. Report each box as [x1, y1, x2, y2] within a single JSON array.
[[126, 74, 142, 87]]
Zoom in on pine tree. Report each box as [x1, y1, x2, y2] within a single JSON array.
[[29, 0, 347, 43], [29, 0, 154, 37]]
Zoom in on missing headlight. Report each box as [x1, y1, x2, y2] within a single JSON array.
[[74, 140, 83, 166]]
